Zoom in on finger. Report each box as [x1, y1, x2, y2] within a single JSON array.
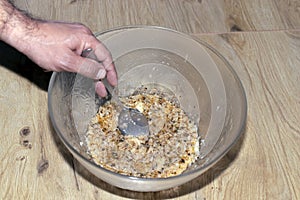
[[80, 48, 117, 86], [95, 81, 107, 97], [70, 55, 107, 80], [93, 44, 118, 86], [93, 43, 113, 67], [106, 68, 118, 86]]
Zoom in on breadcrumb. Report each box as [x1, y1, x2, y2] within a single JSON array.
[[86, 86, 200, 178]]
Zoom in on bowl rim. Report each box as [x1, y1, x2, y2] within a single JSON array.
[[48, 25, 247, 182]]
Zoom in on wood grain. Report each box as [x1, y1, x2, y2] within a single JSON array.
[[1, 30, 299, 200], [13, 0, 300, 34], [1, 0, 300, 199], [192, 30, 300, 200]]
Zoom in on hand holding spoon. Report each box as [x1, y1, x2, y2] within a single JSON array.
[[81, 48, 149, 137]]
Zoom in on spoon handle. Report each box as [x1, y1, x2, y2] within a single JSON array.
[[81, 48, 98, 61], [81, 48, 124, 111]]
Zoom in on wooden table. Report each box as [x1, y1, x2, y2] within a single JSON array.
[[1, 1, 299, 199]]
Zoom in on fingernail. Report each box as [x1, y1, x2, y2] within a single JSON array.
[[96, 69, 106, 79]]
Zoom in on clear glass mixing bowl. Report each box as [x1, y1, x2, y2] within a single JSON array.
[[48, 26, 247, 192]]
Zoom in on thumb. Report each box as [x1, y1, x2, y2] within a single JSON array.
[[69, 55, 107, 80]]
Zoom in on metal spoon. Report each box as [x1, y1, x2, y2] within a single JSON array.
[[81, 48, 149, 136]]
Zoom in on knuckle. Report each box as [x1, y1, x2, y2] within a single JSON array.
[[79, 25, 92, 35], [71, 22, 92, 35]]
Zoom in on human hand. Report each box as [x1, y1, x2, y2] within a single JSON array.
[[7, 20, 117, 97], [28, 21, 118, 97], [0, 0, 117, 97], [1, 0, 116, 96]]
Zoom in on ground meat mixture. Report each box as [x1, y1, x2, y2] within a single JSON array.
[[86, 86, 200, 178]]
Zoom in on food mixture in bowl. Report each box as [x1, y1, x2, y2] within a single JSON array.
[[86, 86, 200, 178]]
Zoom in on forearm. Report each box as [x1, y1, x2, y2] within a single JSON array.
[[0, 0, 37, 52]]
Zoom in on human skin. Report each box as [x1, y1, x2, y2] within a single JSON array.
[[0, 0, 117, 97]]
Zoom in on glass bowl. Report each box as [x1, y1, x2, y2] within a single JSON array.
[[48, 26, 247, 192]]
